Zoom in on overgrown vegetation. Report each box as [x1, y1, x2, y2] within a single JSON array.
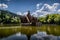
[[39, 14, 60, 24], [0, 10, 21, 24]]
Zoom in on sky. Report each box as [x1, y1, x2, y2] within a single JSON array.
[[0, 0, 60, 17]]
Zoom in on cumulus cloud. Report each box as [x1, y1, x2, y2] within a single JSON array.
[[16, 3, 60, 17], [36, 4, 40, 9], [32, 3, 60, 17], [58, 9, 60, 13], [31, 12, 38, 17], [23, 12, 28, 16], [17, 12, 22, 15], [0, 3, 8, 9], [40, 3, 59, 12], [16, 12, 28, 16], [36, 3, 42, 9]]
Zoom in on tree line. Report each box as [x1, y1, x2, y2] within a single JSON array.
[[0, 10, 60, 25], [0, 10, 21, 24], [39, 14, 60, 24]]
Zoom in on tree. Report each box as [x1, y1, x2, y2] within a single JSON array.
[[11, 16, 21, 24], [54, 15, 60, 24], [0, 10, 21, 24], [39, 17, 46, 23], [47, 14, 57, 24], [39, 14, 60, 24]]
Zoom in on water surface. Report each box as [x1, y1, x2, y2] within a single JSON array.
[[0, 24, 60, 40]]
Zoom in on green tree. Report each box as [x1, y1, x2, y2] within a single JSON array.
[[47, 14, 57, 24], [11, 16, 21, 24], [39, 17, 46, 23], [39, 14, 60, 24], [54, 15, 60, 24]]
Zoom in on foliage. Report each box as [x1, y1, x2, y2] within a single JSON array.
[[54, 15, 60, 24], [39, 14, 60, 24], [0, 10, 21, 24], [39, 17, 46, 23]]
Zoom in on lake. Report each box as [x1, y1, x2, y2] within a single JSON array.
[[0, 24, 60, 40]]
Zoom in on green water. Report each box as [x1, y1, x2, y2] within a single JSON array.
[[0, 24, 60, 38]]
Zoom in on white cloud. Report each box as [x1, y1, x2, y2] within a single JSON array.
[[58, 9, 60, 12], [0, 3, 8, 9], [31, 12, 38, 17], [16, 12, 28, 16], [23, 12, 28, 16], [36, 3, 42, 9], [17, 12, 22, 15], [32, 3, 60, 17], [16, 3, 60, 17], [40, 3, 59, 12], [36, 4, 40, 9]]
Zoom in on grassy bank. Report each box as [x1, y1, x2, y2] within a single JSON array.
[[0, 25, 60, 38]]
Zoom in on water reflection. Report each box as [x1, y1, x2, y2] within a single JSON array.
[[1, 32, 60, 40], [30, 31, 60, 40], [1, 32, 28, 40]]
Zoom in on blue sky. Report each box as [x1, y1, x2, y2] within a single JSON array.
[[0, 0, 60, 17]]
